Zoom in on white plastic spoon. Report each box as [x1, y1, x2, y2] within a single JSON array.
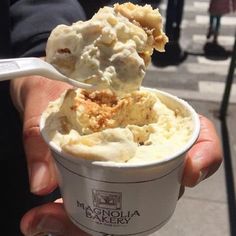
[[0, 57, 94, 89]]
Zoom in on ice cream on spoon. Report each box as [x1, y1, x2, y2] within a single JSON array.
[[45, 2, 168, 96]]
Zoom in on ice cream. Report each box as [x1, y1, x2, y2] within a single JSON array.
[[45, 2, 168, 95], [42, 3, 194, 164], [42, 88, 194, 164], [40, 88, 200, 236]]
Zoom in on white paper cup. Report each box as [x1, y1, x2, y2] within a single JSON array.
[[40, 88, 200, 236]]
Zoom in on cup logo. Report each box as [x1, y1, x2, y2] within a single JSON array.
[[92, 189, 122, 210], [76, 189, 140, 226]]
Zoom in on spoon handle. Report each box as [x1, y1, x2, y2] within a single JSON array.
[[0, 57, 94, 89], [0, 57, 46, 81]]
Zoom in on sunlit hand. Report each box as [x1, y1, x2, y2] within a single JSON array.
[[10, 76, 71, 195], [11, 77, 222, 235], [182, 115, 222, 187], [21, 199, 89, 236]]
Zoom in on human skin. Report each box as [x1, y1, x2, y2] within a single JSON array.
[[10, 76, 222, 236]]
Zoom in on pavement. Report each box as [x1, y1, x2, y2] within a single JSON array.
[[143, 0, 236, 235]]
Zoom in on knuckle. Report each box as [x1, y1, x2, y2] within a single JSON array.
[[23, 125, 40, 140]]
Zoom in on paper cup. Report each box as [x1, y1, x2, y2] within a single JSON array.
[[40, 88, 200, 236]]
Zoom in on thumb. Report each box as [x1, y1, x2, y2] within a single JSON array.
[[182, 115, 222, 187], [20, 201, 90, 236]]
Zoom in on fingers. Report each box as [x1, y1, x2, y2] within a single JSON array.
[[20, 202, 90, 236], [23, 120, 58, 195], [182, 115, 223, 187], [19, 76, 71, 195]]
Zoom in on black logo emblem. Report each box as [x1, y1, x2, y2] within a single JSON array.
[[92, 190, 122, 210]]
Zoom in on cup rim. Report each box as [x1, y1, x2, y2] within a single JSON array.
[[40, 87, 200, 169]]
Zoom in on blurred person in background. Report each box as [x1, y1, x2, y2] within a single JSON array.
[[207, 0, 236, 44]]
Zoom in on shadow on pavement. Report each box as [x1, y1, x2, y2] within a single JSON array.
[[151, 41, 232, 67], [151, 42, 188, 67], [203, 42, 231, 61]]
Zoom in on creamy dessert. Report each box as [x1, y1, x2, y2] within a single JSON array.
[[45, 2, 168, 95], [42, 88, 193, 163], [43, 3, 194, 164]]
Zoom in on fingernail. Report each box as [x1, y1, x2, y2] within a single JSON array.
[[30, 233, 48, 236], [192, 155, 208, 185], [35, 216, 64, 235], [196, 169, 208, 184], [30, 162, 49, 193], [28, 232, 56, 236]]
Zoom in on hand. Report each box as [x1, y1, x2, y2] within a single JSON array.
[[11, 75, 71, 195], [11, 76, 89, 235], [20, 199, 90, 236], [182, 114, 223, 187], [12, 77, 222, 236], [178, 115, 222, 198]]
